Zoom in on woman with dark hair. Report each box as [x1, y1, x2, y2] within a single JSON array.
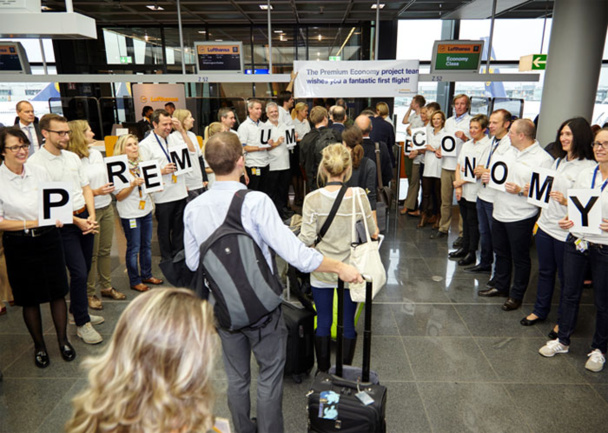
[[343, 126, 377, 212], [522, 118, 596, 336], [0, 128, 75, 368], [539, 127, 608, 373]]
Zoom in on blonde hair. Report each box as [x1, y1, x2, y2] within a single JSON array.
[[172, 109, 191, 130], [65, 289, 218, 433], [292, 102, 308, 120], [376, 102, 389, 118], [113, 134, 139, 157], [67, 119, 91, 159], [317, 142, 352, 187]]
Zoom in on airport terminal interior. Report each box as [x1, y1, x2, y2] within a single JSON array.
[[2, 0, 608, 432]]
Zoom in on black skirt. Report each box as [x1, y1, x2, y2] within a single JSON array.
[[3, 228, 69, 306]]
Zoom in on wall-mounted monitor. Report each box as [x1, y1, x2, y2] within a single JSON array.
[[194, 41, 244, 74], [431, 40, 484, 73], [0, 42, 31, 74]]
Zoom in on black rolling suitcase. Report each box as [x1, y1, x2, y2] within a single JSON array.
[[307, 278, 387, 432], [282, 265, 316, 383]]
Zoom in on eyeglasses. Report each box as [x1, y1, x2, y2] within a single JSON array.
[[5, 144, 29, 153], [591, 141, 608, 150], [46, 129, 72, 137]]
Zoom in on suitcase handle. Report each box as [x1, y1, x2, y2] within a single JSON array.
[[336, 276, 373, 382]]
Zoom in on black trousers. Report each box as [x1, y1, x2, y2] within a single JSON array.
[[421, 177, 441, 217], [246, 165, 270, 195], [267, 169, 291, 215], [458, 198, 479, 253], [155, 198, 186, 261]]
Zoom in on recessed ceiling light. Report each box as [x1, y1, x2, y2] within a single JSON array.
[[146, 4, 164, 11], [259, 4, 273, 10], [318, 34, 322, 41], [371, 3, 385, 9], [198, 30, 206, 34], [274, 30, 283, 34]]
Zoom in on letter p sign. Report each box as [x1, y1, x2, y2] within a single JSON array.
[[38, 182, 73, 226]]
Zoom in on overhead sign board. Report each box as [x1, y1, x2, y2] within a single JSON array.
[[519, 54, 547, 71], [0, 42, 31, 74], [431, 40, 484, 73], [194, 41, 244, 74]]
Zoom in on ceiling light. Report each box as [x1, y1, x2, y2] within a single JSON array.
[[144, 32, 149, 41], [198, 30, 206, 34], [274, 30, 283, 34], [146, 4, 164, 11], [318, 34, 322, 41], [259, 4, 273, 10], [371, 3, 385, 9]]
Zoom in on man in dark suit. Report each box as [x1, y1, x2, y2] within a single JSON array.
[[329, 105, 347, 138], [361, 108, 396, 166], [14, 101, 43, 155], [355, 114, 393, 189]]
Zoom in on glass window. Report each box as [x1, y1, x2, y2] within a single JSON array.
[[396, 20, 443, 61]]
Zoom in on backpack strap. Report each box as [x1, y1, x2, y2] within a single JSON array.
[[314, 183, 348, 246], [223, 189, 251, 230], [374, 142, 384, 188]]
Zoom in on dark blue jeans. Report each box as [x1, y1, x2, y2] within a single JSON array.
[[559, 239, 608, 352], [60, 211, 94, 327], [532, 228, 565, 320], [492, 215, 537, 300], [312, 286, 357, 339], [120, 213, 153, 286], [476, 199, 494, 268]]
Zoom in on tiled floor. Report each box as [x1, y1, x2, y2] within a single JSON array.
[[2, 209, 608, 432]]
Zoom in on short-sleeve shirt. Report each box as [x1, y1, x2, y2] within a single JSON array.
[[81, 148, 112, 209], [570, 165, 608, 245], [423, 126, 443, 179], [238, 117, 269, 168], [113, 170, 154, 219], [443, 113, 471, 171], [477, 135, 512, 204], [171, 130, 204, 191], [267, 121, 290, 171], [0, 163, 50, 221], [457, 135, 491, 202]]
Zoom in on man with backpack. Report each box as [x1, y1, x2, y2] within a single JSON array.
[[299, 106, 342, 192], [183, 132, 362, 433]]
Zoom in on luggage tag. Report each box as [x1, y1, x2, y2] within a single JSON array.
[[575, 238, 588, 252], [356, 391, 375, 406], [319, 390, 339, 420], [138, 200, 146, 210], [129, 219, 137, 229]]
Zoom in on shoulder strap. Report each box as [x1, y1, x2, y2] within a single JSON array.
[[315, 184, 348, 246], [374, 142, 384, 188], [223, 189, 251, 230]]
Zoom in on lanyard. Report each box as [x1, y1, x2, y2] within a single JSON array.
[[486, 137, 499, 167], [130, 168, 143, 198], [591, 165, 608, 192], [153, 133, 171, 163], [555, 157, 563, 170]]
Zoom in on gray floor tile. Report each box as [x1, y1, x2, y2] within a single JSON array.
[[417, 382, 531, 433], [385, 382, 431, 433], [375, 277, 452, 304], [503, 383, 608, 433], [455, 304, 546, 338], [352, 335, 415, 381], [35, 379, 88, 433], [354, 302, 400, 336], [476, 337, 587, 384], [403, 337, 498, 382], [392, 304, 470, 337]]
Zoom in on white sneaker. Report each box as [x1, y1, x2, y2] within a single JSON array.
[[585, 349, 605, 372], [539, 339, 569, 357], [76, 322, 103, 344], [69, 314, 105, 326]]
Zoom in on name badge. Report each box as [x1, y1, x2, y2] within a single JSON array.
[[172, 174, 178, 183], [139, 200, 146, 210], [129, 219, 137, 229]]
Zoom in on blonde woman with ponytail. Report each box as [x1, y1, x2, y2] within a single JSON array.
[[299, 143, 378, 373], [65, 288, 218, 433]]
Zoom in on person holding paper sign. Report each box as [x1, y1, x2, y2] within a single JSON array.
[[434, 95, 470, 245], [171, 109, 207, 201], [29, 114, 104, 345], [67, 120, 125, 310], [522, 118, 595, 334], [113, 135, 162, 293], [0, 127, 76, 368], [539, 128, 608, 372], [238, 99, 271, 194], [420, 109, 445, 230], [265, 102, 291, 219], [139, 109, 188, 262], [451, 115, 491, 266], [401, 96, 427, 216], [479, 119, 553, 311]]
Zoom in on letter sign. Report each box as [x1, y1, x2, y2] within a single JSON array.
[[39, 182, 73, 226]]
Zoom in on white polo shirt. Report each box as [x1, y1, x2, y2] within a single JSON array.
[[267, 121, 290, 172], [28, 146, 88, 211], [570, 165, 608, 245], [81, 149, 112, 209], [278, 106, 294, 127], [171, 130, 204, 191], [477, 135, 512, 204], [443, 113, 471, 171], [238, 117, 269, 168], [493, 141, 554, 223], [457, 135, 491, 202], [139, 132, 188, 204], [408, 112, 425, 165], [0, 163, 50, 221], [537, 157, 597, 242], [113, 170, 154, 220], [423, 126, 443, 179], [294, 117, 311, 141]]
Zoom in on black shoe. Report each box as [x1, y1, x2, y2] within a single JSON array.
[[486, 278, 496, 288], [452, 236, 463, 248], [314, 336, 331, 374], [464, 264, 492, 274], [478, 288, 508, 297], [520, 315, 544, 326], [430, 230, 448, 239], [458, 252, 476, 266], [60, 341, 76, 362], [502, 298, 522, 311], [449, 248, 467, 259], [548, 330, 559, 340], [35, 350, 50, 368]]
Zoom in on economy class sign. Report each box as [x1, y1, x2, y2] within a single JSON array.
[[293, 60, 419, 98]]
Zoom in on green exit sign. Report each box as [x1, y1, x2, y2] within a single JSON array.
[[120, 56, 133, 64], [519, 54, 547, 71], [329, 56, 341, 61]]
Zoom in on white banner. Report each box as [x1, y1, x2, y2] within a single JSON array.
[[38, 182, 73, 227], [568, 188, 602, 235], [293, 60, 419, 98], [527, 167, 556, 209]]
